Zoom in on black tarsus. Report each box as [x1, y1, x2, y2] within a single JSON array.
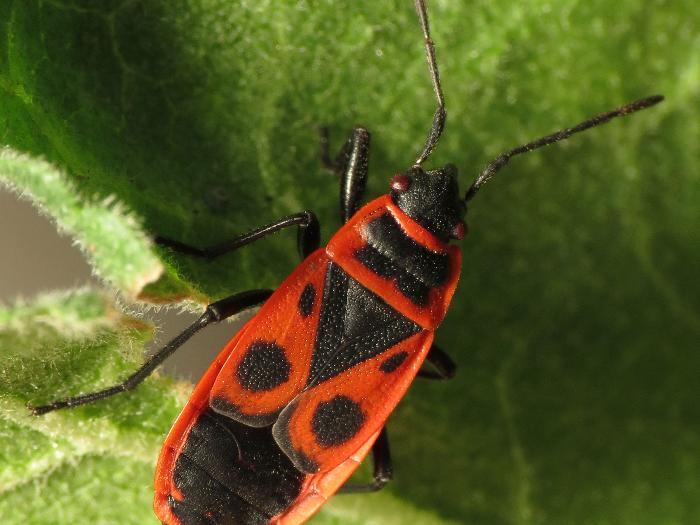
[[418, 344, 457, 380], [465, 94, 665, 202], [338, 426, 393, 493], [155, 210, 321, 260], [28, 289, 273, 416], [319, 126, 372, 223], [413, 0, 447, 167]]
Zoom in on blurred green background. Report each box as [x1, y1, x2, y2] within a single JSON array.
[[0, 0, 698, 524]]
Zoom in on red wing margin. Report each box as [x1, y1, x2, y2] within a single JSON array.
[[209, 250, 328, 427], [271, 330, 432, 474]]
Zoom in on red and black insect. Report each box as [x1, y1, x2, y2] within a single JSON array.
[[30, 1, 663, 524]]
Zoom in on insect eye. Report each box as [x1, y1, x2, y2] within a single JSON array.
[[451, 221, 467, 240], [390, 174, 412, 192]]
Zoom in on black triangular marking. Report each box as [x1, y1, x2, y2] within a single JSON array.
[[307, 262, 420, 388]]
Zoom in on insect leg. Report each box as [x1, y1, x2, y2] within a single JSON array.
[[338, 426, 393, 493], [417, 344, 456, 380], [338, 347, 454, 494], [29, 289, 273, 416], [155, 210, 321, 260], [319, 126, 371, 223]]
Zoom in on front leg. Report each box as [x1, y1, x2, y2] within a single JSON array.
[[155, 210, 320, 261], [320, 126, 371, 224]]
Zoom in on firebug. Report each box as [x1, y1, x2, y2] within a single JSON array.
[[30, 1, 663, 523]]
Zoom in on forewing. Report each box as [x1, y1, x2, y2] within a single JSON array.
[[272, 330, 432, 473], [209, 251, 327, 426]]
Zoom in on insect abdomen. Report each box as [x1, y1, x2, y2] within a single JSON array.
[[167, 409, 305, 525]]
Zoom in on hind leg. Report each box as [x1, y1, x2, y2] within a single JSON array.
[[29, 290, 273, 415], [338, 427, 392, 493]]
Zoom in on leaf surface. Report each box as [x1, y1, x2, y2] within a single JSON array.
[[0, 1, 698, 524]]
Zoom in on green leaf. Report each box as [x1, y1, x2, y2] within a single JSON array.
[[0, 148, 164, 298], [0, 290, 453, 525], [1, 1, 699, 524], [0, 289, 186, 524]]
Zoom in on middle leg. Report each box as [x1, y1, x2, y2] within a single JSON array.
[[320, 126, 371, 223], [155, 211, 320, 261]]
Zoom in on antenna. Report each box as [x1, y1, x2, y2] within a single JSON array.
[[413, 0, 447, 167], [464, 95, 664, 202]]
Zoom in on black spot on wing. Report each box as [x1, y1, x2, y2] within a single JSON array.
[[307, 263, 420, 387], [379, 351, 409, 373], [236, 341, 291, 392], [311, 395, 365, 448], [298, 283, 316, 317], [170, 408, 305, 524]]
